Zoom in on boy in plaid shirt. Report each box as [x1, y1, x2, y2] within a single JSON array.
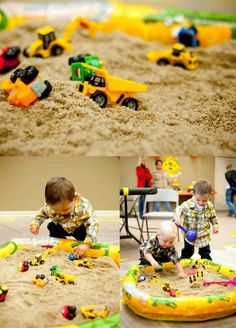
[[30, 176, 98, 257], [139, 221, 186, 278], [175, 179, 219, 260]]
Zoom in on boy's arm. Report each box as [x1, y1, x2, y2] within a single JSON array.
[[173, 204, 185, 226], [209, 204, 219, 234], [83, 207, 99, 245], [30, 206, 48, 234], [169, 247, 187, 278]]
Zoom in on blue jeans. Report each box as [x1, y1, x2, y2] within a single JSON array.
[[226, 188, 236, 216], [155, 201, 171, 212], [139, 194, 146, 218]]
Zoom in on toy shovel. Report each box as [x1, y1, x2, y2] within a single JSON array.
[[203, 277, 236, 286]]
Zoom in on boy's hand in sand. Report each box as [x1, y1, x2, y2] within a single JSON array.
[[150, 260, 161, 270], [177, 271, 187, 278], [30, 224, 40, 235], [74, 243, 90, 257]]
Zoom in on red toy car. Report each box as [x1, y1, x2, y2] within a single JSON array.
[[17, 260, 30, 272], [0, 285, 9, 302], [60, 305, 77, 320], [0, 46, 20, 74]]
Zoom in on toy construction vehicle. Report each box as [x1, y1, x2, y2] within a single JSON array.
[[23, 17, 96, 58], [151, 275, 180, 297], [80, 305, 109, 319], [50, 266, 62, 276], [30, 253, 47, 266], [0, 65, 52, 107], [0, 285, 8, 302], [146, 43, 198, 70], [32, 274, 49, 287], [77, 63, 147, 110], [68, 53, 103, 81], [0, 46, 20, 73], [55, 272, 75, 285], [60, 305, 77, 320], [74, 259, 94, 269], [17, 260, 30, 272]]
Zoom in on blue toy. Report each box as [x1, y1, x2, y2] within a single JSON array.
[[178, 25, 199, 47]]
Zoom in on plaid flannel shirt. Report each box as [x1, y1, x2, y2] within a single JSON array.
[[175, 197, 219, 248], [31, 193, 98, 245], [139, 235, 180, 264]]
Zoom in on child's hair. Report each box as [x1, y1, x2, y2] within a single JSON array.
[[193, 179, 212, 196], [45, 177, 75, 205], [155, 159, 163, 166], [158, 221, 177, 238]]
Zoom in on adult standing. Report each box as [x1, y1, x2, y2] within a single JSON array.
[[225, 164, 236, 217], [152, 159, 172, 212], [136, 157, 152, 218]]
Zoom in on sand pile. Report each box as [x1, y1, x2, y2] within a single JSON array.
[[0, 20, 235, 155], [0, 246, 119, 328]]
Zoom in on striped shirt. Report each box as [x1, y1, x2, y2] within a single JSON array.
[[139, 235, 180, 264], [175, 197, 219, 248], [31, 193, 98, 245]]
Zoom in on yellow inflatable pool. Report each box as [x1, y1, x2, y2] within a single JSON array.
[[122, 259, 236, 321]]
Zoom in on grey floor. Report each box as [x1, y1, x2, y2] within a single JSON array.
[[120, 211, 236, 327], [0, 213, 119, 245]]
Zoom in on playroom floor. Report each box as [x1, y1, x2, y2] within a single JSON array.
[[120, 210, 236, 327], [0, 212, 119, 245]]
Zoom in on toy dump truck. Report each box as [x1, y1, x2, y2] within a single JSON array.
[[23, 16, 96, 58], [76, 63, 147, 110], [146, 43, 198, 70]]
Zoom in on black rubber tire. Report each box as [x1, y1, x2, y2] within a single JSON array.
[[4, 46, 20, 59], [91, 92, 107, 108], [23, 48, 29, 58], [10, 68, 25, 83], [122, 97, 138, 111], [67, 313, 75, 320], [20, 66, 39, 84], [68, 53, 91, 65], [51, 45, 63, 56], [157, 59, 169, 66], [38, 80, 52, 100]]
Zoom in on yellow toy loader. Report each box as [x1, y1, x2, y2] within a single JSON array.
[[23, 16, 96, 58], [77, 63, 147, 111]]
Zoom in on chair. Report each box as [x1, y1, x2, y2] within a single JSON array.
[[120, 195, 144, 243], [141, 188, 179, 240]]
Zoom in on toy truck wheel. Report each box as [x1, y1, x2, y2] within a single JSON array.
[[23, 48, 29, 58], [38, 80, 52, 100], [91, 92, 107, 108], [40, 260, 45, 264], [122, 98, 138, 111], [51, 46, 63, 56], [10, 68, 25, 83], [69, 281, 75, 285], [68, 54, 91, 65], [4, 47, 20, 59], [20, 66, 39, 84], [67, 313, 75, 320], [157, 59, 169, 66]]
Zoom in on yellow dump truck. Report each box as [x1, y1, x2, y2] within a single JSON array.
[[77, 63, 147, 110]]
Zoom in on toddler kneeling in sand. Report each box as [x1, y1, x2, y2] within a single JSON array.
[[139, 221, 186, 278]]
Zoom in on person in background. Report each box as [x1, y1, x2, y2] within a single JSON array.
[[225, 164, 236, 217], [136, 156, 152, 218], [30, 176, 98, 258], [174, 179, 219, 260], [139, 220, 186, 278], [152, 159, 172, 212]]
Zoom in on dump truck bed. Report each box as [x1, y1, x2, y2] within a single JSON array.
[[106, 74, 147, 93]]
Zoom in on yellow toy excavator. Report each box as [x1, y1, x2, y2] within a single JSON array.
[[23, 16, 96, 58]]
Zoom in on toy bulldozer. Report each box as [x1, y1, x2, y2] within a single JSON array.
[[76, 63, 147, 111], [23, 16, 96, 58]]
